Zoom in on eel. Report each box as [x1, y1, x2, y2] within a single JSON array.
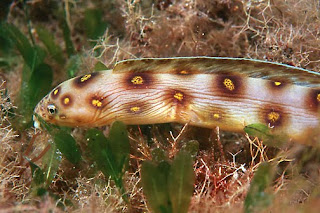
[[33, 57, 320, 144]]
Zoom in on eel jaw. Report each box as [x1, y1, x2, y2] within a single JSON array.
[[33, 114, 41, 129]]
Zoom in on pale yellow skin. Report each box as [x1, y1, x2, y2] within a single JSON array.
[[34, 57, 320, 144]]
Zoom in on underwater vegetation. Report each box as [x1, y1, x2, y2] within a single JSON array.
[[0, 0, 320, 212]]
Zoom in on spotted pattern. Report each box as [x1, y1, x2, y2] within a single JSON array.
[[212, 113, 221, 120], [216, 74, 244, 96], [306, 89, 320, 112], [261, 106, 285, 127], [51, 86, 61, 99], [35, 57, 320, 144], [130, 106, 141, 113], [166, 89, 192, 114], [223, 78, 235, 91], [163, 89, 190, 107], [90, 96, 105, 108], [267, 111, 280, 123], [73, 72, 98, 88], [267, 78, 288, 91], [126, 73, 152, 89], [92, 99, 103, 107], [179, 70, 189, 75], [59, 115, 67, 119], [208, 107, 226, 122], [174, 68, 195, 76], [63, 97, 70, 105], [61, 94, 72, 106], [173, 91, 184, 102], [273, 81, 282, 86], [131, 76, 144, 85], [81, 74, 92, 82]]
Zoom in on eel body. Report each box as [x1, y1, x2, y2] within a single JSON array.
[[34, 57, 320, 144]]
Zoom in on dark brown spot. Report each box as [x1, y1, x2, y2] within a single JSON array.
[[129, 106, 141, 113], [197, 106, 226, 125], [124, 101, 156, 116], [174, 68, 195, 76], [306, 88, 320, 113], [60, 94, 72, 107], [125, 72, 152, 89], [165, 89, 191, 107], [260, 105, 286, 128], [59, 115, 66, 119], [126, 103, 144, 114], [173, 91, 184, 102], [164, 89, 192, 121], [266, 78, 289, 91], [51, 86, 61, 99], [88, 95, 106, 109], [73, 72, 99, 88], [215, 74, 244, 96], [210, 112, 223, 121]]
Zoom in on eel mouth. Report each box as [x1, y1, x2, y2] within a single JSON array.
[[33, 114, 41, 129], [33, 97, 48, 129]]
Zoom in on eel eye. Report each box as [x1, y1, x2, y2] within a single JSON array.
[[47, 104, 57, 115]]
